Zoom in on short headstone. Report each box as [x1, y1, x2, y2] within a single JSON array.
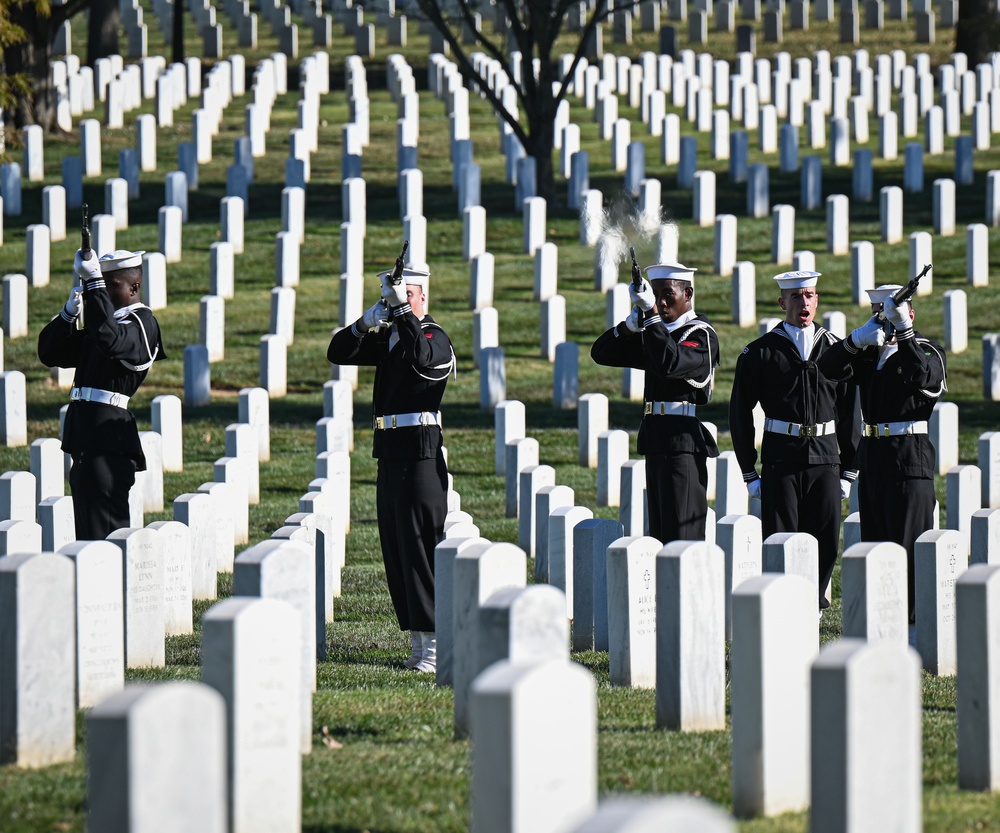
[[607, 535, 661, 688], [38, 496, 74, 552], [548, 505, 594, 617], [233, 539, 317, 753], [915, 528, 967, 675], [656, 540, 726, 730], [956, 563, 1000, 790], [0, 552, 76, 766], [86, 682, 227, 833], [60, 540, 125, 708], [453, 542, 527, 738], [717, 513, 763, 639], [435, 536, 491, 688], [173, 492, 218, 600], [202, 597, 302, 832], [107, 526, 165, 669], [811, 640, 921, 833], [841, 541, 909, 646], [152, 394, 183, 472], [471, 660, 596, 833], [762, 531, 819, 598], [731, 573, 817, 816], [147, 520, 193, 636]]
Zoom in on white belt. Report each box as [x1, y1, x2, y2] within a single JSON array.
[[644, 401, 696, 417], [863, 420, 929, 438], [764, 418, 836, 437], [71, 386, 131, 409], [374, 411, 442, 430]]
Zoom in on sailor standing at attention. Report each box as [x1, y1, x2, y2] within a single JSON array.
[[729, 270, 860, 611]]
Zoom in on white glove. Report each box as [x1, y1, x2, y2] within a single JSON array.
[[73, 248, 102, 282], [361, 301, 390, 332], [850, 315, 887, 349], [624, 307, 642, 333], [63, 286, 83, 319], [840, 479, 851, 501], [379, 274, 407, 307], [628, 279, 655, 312], [883, 295, 912, 333], [747, 478, 762, 499]]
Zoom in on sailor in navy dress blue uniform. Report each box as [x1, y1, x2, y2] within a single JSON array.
[[729, 270, 860, 610], [591, 262, 720, 544], [38, 249, 166, 541], [817, 284, 947, 621], [327, 268, 455, 673]]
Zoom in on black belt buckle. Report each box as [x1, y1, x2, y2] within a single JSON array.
[[800, 425, 817, 437]]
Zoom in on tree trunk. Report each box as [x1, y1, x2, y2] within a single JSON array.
[[87, 0, 121, 64], [6, 2, 56, 129], [956, 0, 1000, 64]]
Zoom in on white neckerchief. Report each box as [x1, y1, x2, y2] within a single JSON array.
[[113, 302, 146, 320], [877, 341, 899, 370], [388, 314, 425, 352], [783, 321, 815, 361], [664, 309, 697, 333]]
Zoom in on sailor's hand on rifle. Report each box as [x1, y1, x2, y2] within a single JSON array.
[[360, 301, 390, 332], [883, 296, 912, 333], [850, 315, 886, 349], [624, 307, 643, 333], [629, 278, 655, 312], [73, 248, 102, 283], [379, 273, 408, 308], [62, 286, 83, 321]]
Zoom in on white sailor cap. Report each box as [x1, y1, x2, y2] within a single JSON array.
[[99, 250, 146, 272], [866, 284, 904, 304], [773, 270, 821, 289], [644, 262, 697, 284], [377, 267, 430, 288]]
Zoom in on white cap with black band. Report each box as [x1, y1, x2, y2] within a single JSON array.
[[98, 250, 146, 272], [773, 270, 821, 289]]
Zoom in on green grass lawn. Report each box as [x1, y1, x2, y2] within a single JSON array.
[[1, 7, 1000, 832]]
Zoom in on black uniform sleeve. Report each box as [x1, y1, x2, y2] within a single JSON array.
[[38, 314, 84, 368], [816, 339, 862, 382], [591, 323, 645, 369], [895, 336, 947, 396], [392, 307, 453, 375], [642, 321, 713, 382], [729, 345, 761, 480], [84, 283, 161, 368], [834, 381, 861, 477], [327, 320, 388, 366]]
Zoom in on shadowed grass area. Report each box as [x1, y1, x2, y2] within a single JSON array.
[[1, 8, 1000, 832]]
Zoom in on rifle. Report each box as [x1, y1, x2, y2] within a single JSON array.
[[77, 204, 90, 329], [388, 240, 409, 286], [629, 246, 642, 291], [891, 263, 931, 305]]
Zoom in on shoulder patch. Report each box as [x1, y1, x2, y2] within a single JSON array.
[[426, 332, 434, 338], [741, 346, 749, 355]]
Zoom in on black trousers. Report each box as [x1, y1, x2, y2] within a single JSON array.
[[858, 472, 935, 619], [645, 452, 709, 545], [376, 454, 448, 632], [69, 451, 136, 541], [761, 463, 841, 608]]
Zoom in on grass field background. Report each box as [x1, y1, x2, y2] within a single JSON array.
[[1, 6, 1000, 831]]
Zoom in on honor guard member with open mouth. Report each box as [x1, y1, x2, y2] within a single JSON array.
[[327, 266, 456, 673], [38, 248, 166, 541], [591, 262, 720, 544], [817, 284, 947, 623], [729, 270, 860, 611]]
